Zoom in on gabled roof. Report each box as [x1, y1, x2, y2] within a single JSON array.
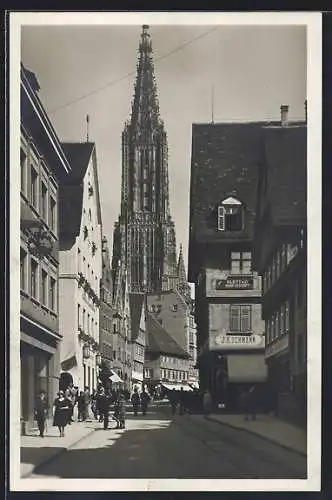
[[129, 293, 145, 341], [146, 313, 190, 358], [260, 124, 307, 225], [59, 142, 97, 246], [189, 122, 281, 246], [61, 142, 95, 182]]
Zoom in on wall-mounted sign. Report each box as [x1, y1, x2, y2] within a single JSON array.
[[215, 276, 254, 290], [210, 333, 265, 350]]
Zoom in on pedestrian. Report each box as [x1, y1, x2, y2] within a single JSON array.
[[244, 386, 257, 421], [53, 390, 71, 437], [114, 393, 126, 429], [64, 387, 74, 425], [96, 387, 111, 430], [140, 387, 150, 416], [203, 389, 212, 416], [131, 387, 140, 416], [82, 386, 91, 421], [178, 387, 185, 416], [91, 389, 98, 420], [77, 391, 85, 422], [34, 390, 48, 438], [169, 389, 177, 416]]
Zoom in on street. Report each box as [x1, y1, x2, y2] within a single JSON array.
[[29, 403, 306, 479]]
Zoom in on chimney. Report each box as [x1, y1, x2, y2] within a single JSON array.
[[304, 99, 307, 123], [280, 105, 289, 127]]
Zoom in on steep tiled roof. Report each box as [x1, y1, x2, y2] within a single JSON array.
[[129, 293, 145, 342], [59, 142, 94, 244], [146, 313, 190, 358], [261, 125, 307, 225], [189, 122, 281, 246]]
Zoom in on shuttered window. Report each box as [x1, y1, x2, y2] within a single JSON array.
[[217, 206, 225, 231]]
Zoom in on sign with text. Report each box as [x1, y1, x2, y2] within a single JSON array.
[[215, 276, 254, 290], [210, 333, 265, 350]]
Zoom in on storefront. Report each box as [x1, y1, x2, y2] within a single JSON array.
[[20, 318, 60, 431]]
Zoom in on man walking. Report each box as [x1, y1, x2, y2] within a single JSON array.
[[96, 387, 111, 430], [34, 390, 48, 437], [244, 386, 257, 421], [140, 388, 150, 416], [131, 387, 140, 416]]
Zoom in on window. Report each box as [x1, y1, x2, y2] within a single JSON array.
[[281, 244, 287, 272], [20, 249, 27, 291], [50, 197, 56, 232], [20, 148, 27, 194], [78, 249, 81, 273], [30, 166, 38, 209], [41, 270, 47, 306], [231, 252, 252, 275], [266, 319, 271, 345], [41, 182, 48, 221], [172, 304, 178, 312], [276, 251, 281, 279], [87, 314, 90, 334], [49, 277, 56, 311], [280, 304, 285, 334], [271, 314, 275, 341], [77, 304, 81, 328], [217, 199, 244, 232], [229, 305, 252, 333], [275, 310, 280, 338], [30, 259, 38, 299]]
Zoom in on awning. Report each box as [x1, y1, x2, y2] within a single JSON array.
[[189, 382, 199, 390], [109, 372, 123, 383], [161, 383, 192, 391], [227, 354, 268, 383]]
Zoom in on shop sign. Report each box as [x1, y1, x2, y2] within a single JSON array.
[[215, 276, 254, 290], [211, 333, 265, 350], [265, 333, 289, 359]]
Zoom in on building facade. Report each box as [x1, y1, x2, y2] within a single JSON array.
[[254, 107, 307, 425], [112, 25, 183, 295], [111, 266, 132, 391], [129, 293, 146, 391], [20, 64, 71, 431], [144, 313, 190, 393], [58, 142, 102, 392], [99, 236, 114, 373], [146, 290, 199, 386], [188, 122, 269, 410]]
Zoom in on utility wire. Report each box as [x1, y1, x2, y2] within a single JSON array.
[[47, 26, 219, 116]]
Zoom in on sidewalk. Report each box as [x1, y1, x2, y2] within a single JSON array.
[[204, 413, 307, 457], [20, 419, 99, 478]]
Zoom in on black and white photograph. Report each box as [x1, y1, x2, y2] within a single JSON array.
[[10, 11, 321, 491]]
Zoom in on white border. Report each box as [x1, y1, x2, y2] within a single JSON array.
[[10, 11, 322, 492]]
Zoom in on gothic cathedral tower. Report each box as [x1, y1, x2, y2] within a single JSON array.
[[112, 25, 182, 294]]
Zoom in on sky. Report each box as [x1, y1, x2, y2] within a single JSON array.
[[21, 23, 307, 281]]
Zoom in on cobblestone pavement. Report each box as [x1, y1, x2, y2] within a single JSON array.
[[27, 405, 307, 479]]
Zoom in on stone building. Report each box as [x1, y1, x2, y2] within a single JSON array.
[[146, 290, 199, 387], [58, 142, 102, 392], [144, 313, 191, 393], [253, 105, 307, 425], [20, 64, 71, 430], [129, 293, 146, 391], [188, 121, 271, 410], [112, 25, 187, 296], [99, 236, 114, 374]]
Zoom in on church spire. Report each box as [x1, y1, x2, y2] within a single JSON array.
[[130, 25, 160, 131], [176, 244, 191, 302]]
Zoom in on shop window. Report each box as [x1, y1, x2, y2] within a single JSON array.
[[41, 269, 47, 306], [30, 166, 38, 209], [20, 248, 27, 291], [229, 305, 252, 333], [217, 197, 244, 232], [30, 258, 38, 299], [231, 251, 252, 275]]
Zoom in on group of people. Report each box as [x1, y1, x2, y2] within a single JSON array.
[[168, 387, 200, 416], [34, 384, 152, 437]]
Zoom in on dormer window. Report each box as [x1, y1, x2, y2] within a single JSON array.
[[217, 196, 244, 232]]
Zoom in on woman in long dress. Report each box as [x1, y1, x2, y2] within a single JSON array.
[[53, 390, 71, 437]]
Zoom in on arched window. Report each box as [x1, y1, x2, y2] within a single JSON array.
[[217, 196, 244, 232]]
